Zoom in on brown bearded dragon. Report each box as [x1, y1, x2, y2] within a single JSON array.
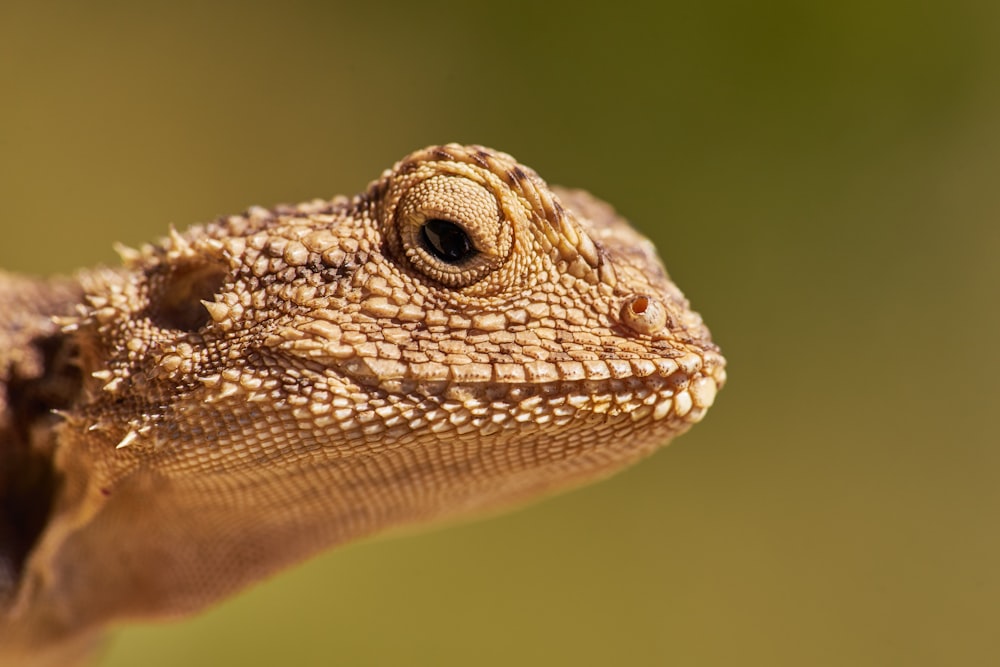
[[0, 145, 726, 666]]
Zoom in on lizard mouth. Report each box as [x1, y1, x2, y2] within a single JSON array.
[[499, 348, 726, 427], [325, 346, 726, 442]]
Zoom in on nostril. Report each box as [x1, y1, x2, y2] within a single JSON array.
[[630, 296, 649, 314], [620, 295, 668, 335]]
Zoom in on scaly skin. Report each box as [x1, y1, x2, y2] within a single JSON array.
[[0, 145, 725, 665]]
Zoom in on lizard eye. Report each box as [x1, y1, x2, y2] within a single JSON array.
[[420, 219, 476, 264], [390, 174, 512, 288]]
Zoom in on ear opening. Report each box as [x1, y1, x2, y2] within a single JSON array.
[[153, 262, 228, 333]]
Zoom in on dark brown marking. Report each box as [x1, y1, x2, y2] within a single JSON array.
[[472, 150, 492, 168]]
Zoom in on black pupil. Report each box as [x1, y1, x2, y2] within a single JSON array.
[[420, 219, 474, 263]]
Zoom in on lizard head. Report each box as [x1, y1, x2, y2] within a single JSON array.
[[46, 144, 724, 623], [278, 144, 726, 470]]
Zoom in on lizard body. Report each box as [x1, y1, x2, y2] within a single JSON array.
[[0, 145, 725, 665]]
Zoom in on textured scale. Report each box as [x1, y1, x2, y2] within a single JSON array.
[[0, 145, 725, 665]]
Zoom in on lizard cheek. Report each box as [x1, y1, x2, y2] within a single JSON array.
[[619, 295, 669, 335]]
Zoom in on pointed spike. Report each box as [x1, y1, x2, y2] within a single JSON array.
[[116, 430, 139, 449], [84, 294, 108, 308], [103, 377, 124, 393], [201, 299, 230, 324], [203, 237, 225, 254], [168, 225, 191, 254], [247, 205, 270, 220], [112, 242, 142, 266], [217, 382, 239, 400], [52, 315, 81, 332], [92, 307, 119, 324], [198, 373, 222, 388]]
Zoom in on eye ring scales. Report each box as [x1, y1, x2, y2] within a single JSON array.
[[391, 174, 510, 288]]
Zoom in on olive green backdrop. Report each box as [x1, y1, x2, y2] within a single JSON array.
[[2, 1, 997, 665]]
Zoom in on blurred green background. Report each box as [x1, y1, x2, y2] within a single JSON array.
[[2, 1, 998, 665]]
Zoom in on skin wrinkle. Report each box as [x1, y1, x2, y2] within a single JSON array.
[[0, 144, 724, 666]]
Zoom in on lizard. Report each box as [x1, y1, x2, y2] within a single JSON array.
[[0, 144, 726, 666]]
